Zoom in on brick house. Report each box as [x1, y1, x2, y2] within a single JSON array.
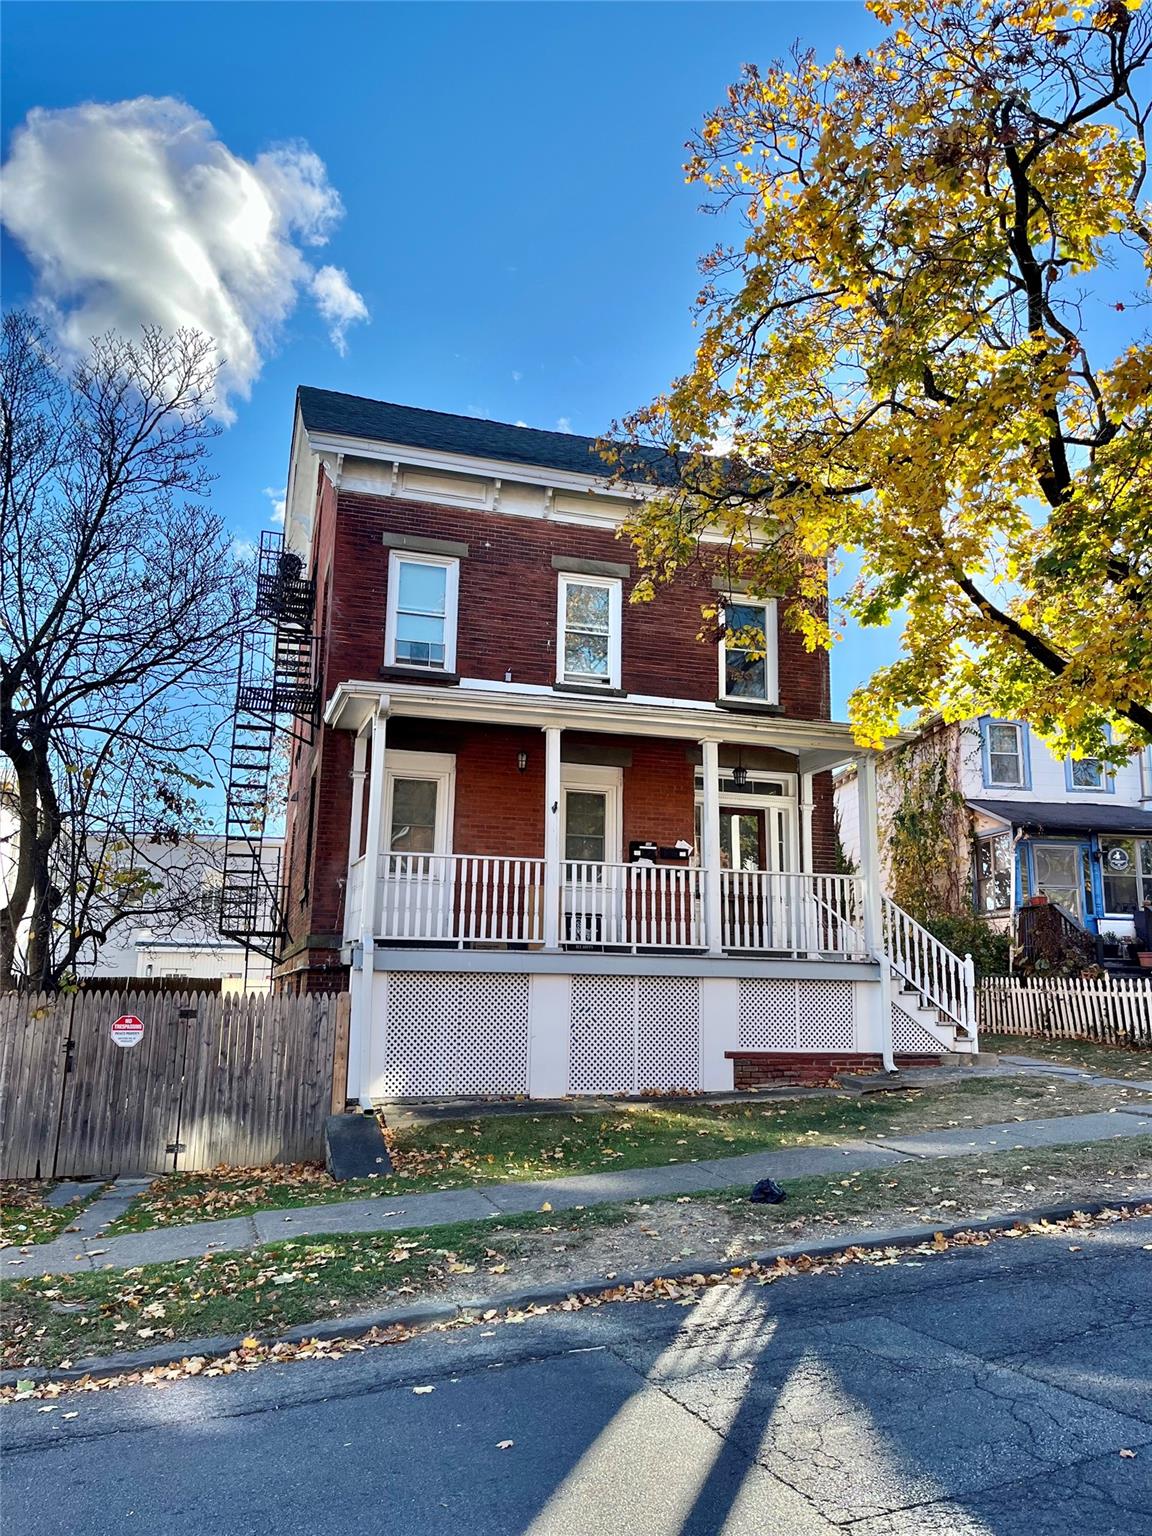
[[269, 388, 975, 1102]]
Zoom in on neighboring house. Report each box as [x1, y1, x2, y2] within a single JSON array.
[[255, 388, 975, 1102], [836, 719, 1152, 966], [81, 837, 284, 993], [0, 803, 281, 992]]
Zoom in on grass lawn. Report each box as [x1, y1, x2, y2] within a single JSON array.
[[6, 1134, 1150, 1372], [99, 1071, 1152, 1236], [0, 1183, 105, 1248], [983, 1033, 1152, 1081]]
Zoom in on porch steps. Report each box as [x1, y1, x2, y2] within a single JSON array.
[[892, 981, 974, 1056]]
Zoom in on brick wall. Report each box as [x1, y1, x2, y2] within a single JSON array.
[[326, 488, 831, 716], [275, 477, 839, 986], [726, 1051, 943, 1089]]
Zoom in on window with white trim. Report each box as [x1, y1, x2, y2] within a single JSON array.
[[719, 598, 778, 703], [1101, 837, 1152, 915], [974, 833, 1012, 912], [556, 574, 621, 688], [984, 721, 1026, 787], [1067, 755, 1105, 790], [384, 551, 459, 672]]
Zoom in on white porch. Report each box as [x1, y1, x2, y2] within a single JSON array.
[[326, 682, 977, 1100]]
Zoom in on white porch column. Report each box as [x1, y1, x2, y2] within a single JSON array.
[[542, 726, 562, 950], [342, 726, 369, 944], [799, 772, 815, 874], [700, 738, 724, 955], [799, 770, 817, 956], [348, 700, 388, 1107], [856, 752, 882, 956]]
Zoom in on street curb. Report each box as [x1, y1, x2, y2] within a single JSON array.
[[5, 1189, 1151, 1391]]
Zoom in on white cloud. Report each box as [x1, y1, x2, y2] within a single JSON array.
[[514, 419, 529, 428], [310, 265, 370, 355], [263, 486, 286, 526], [556, 416, 573, 433], [0, 96, 369, 413], [511, 369, 523, 382]]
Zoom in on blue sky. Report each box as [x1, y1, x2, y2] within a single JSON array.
[[2, 1, 892, 717]]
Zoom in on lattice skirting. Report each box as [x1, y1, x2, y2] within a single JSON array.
[[380, 971, 531, 1096], [365, 970, 887, 1099], [891, 1001, 949, 1053], [570, 975, 701, 1095], [739, 978, 856, 1053]]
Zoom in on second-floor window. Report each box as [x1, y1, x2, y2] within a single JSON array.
[[556, 574, 621, 688], [1067, 756, 1105, 790], [719, 598, 778, 703], [385, 552, 459, 672], [982, 720, 1028, 788]]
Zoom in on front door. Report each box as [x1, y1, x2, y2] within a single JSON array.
[[380, 751, 455, 938], [561, 767, 622, 944], [720, 802, 793, 948], [1030, 842, 1089, 925]]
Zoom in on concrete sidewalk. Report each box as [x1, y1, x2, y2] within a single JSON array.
[[5, 1105, 1152, 1279]]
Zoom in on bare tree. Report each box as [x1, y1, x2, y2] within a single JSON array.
[[0, 312, 250, 990]]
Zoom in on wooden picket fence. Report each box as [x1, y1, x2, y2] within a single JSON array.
[[0, 988, 349, 1180], [979, 975, 1152, 1047]]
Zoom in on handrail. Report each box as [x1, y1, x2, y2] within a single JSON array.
[[881, 896, 975, 1033]]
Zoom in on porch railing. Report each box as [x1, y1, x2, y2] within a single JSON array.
[[720, 871, 867, 957], [377, 853, 545, 946], [881, 896, 976, 1033], [562, 862, 706, 950]]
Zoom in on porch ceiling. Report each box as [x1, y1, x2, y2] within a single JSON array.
[[325, 678, 873, 761]]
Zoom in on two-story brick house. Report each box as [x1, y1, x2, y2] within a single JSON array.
[[270, 388, 975, 1102]]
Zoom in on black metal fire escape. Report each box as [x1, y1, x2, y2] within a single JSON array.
[[219, 530, 319, 959]]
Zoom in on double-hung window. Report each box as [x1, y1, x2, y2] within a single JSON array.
[[982, 720, 1028, 788], [974, 833, 1012, 912], [719, 597, 778, 703], [556, 574, 621, 688], [385, 552, 459, 672]]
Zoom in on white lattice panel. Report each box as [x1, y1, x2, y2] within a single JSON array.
[[739, 979, 798, 1050], [381, 972, 530, 1096], [636, 977, 701, 1093], [797, 980, 855, 1050], [892, 1001, 947, 1054], [570, 975, 635, 1094]]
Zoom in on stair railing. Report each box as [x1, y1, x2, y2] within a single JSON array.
[[881, 896, 976, 1035]]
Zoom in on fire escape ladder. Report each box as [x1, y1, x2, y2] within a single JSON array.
[[220, 531, 320, 960]]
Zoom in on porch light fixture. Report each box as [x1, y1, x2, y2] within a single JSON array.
[[731, 764, 749, 788], [517, 751, 528, 773]]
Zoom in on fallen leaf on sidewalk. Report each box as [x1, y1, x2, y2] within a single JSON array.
[[496, 1440, 514, 1450], [412, 1385, 435, 1394], [1120, 1448, 1137, 1458], [539, 1202, 552, 1212]]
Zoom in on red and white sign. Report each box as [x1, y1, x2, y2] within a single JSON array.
[[110, 1013, 144, 1049]]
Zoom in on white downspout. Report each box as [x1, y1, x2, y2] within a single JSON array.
[[857, 753, 896, 1073]]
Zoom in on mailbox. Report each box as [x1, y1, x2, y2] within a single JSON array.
[[629, 840, 658, 863]]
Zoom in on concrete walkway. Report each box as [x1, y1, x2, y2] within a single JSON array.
[[5, 1105, 1152, 1279]]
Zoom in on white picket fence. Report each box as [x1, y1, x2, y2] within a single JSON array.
[[979, 975, 1152, 1046]]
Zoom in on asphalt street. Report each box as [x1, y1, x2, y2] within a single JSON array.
[[3, 1215, 1151, 1535]]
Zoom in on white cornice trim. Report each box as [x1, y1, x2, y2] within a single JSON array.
[[324, 677, 872, 757]]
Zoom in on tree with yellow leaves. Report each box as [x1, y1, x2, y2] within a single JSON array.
[[613, 0, 1151, 754]]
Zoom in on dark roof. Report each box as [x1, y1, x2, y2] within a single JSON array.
[[968, 799, 1152, 836], [296, 387, 679, 485]]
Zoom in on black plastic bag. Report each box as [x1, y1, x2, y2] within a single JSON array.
[[750, 1177, 788, 1204]]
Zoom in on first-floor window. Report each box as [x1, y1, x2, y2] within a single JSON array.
[[388, 778, 439, 853], [557, 574, 621, 688], [975, 833, 1012, 912], [1101, 837, 1152, 914]]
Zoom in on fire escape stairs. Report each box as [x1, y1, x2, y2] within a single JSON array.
[[219, 530, 320, 961]]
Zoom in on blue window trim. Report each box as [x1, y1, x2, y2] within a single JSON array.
[[1019, 836, 1098, 927], [1064, 725, 1114, 794], [979, 717, 1031, 790]]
